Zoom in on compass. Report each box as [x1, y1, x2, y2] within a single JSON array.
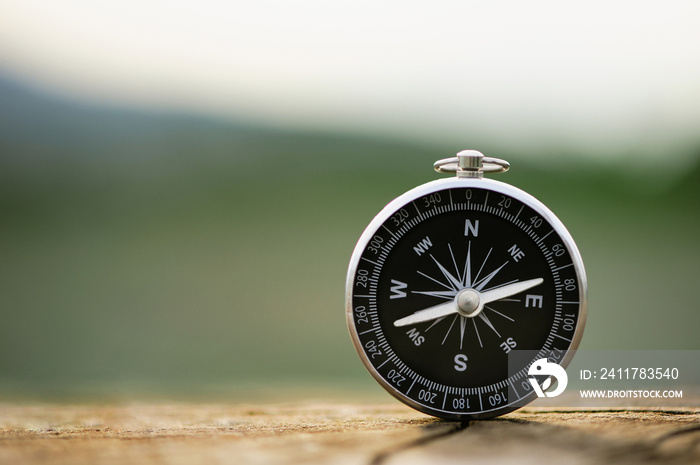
[[345, 150, 587, 420]]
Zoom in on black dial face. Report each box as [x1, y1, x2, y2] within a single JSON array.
[[347, 180, 586, 419]]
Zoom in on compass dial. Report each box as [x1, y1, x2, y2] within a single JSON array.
[[346, 177, 587, 419]]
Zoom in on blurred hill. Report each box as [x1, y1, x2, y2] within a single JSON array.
[[1, 73, 699, 401]]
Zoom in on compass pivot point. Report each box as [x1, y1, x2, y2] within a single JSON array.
[[456, 289, 482, 317]]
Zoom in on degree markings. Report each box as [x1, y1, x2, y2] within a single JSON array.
[[553, 263, 573, 272], [361, 257, 381, 267], [537, 229, 554, 244], [407, 377, 416, 395], [359, 327, 380, 335], [514, 204, 524, 221], [382, 224, 398, 239], [412, 200, 421, 215], [377, 357, 392, 369]]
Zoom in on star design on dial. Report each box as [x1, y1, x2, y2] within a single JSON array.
[[393, 242, 543, 350]]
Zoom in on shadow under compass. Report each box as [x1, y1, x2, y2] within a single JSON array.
[[369, 418, 470, 465]]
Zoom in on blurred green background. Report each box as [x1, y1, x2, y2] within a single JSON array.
[[1, 2, 699, 401]]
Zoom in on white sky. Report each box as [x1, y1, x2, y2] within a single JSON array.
[[1, 0, 700, 163]]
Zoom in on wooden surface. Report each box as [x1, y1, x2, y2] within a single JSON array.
[[1, 402, 699, 465]]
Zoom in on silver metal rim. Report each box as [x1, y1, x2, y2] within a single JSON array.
[[434, 156, 510, 174], [345, 176, 587, 420]]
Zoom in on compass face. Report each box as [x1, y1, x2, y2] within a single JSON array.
[[346, 177, 587, 419]]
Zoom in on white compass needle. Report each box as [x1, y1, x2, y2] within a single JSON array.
[[480, 278, 544, 304], [393, 300, 458, 327], [393, 278, 544, 328]]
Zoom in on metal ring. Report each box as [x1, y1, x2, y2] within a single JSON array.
[[433, 157, 460, 173], [433, 157, 510, 174]]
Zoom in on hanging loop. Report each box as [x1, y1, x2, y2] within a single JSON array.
[[434, 150, 510, 178]]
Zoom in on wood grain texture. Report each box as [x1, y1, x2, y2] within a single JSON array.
[[1, 403, 698, 465]]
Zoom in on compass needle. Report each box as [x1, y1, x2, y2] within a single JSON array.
[[393, 300, 459, 327], [347, 149, 587, 420], [480, 278, 544, 304], [394, 278, 543, 327]]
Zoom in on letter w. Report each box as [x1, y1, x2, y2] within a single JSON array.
[[390, 280, 407, 299]]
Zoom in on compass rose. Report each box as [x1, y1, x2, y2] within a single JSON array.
[[395, 242, 543, 349]]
